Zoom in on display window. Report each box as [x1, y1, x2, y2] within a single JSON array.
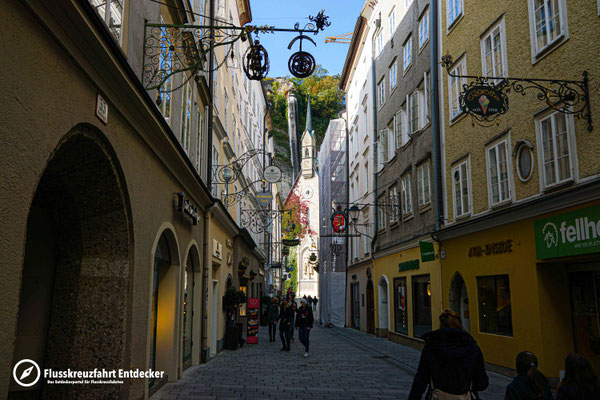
[[477, 274, 513, 336]]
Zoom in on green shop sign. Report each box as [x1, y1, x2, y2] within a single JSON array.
[[399, 259, 420, 272], [534, 204, 600, 260], [419, 241, 435, 262]]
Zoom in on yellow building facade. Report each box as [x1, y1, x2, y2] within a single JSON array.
[[373, 241, 443, 344], [440, 0, 600, 378]]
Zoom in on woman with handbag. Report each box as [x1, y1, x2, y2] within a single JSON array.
[[408, 310, 489, 400]]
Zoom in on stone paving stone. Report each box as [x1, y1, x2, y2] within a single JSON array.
[[151, 324, 512, 400]]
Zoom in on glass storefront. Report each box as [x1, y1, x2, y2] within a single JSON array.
[[412, 275, 432, 338], [182, 254, 194, 363], [394, 277, 408, 335], [569, 268, 600, 376], [477, 274, 513, 336]]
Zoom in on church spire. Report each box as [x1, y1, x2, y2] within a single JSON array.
[[305, 95, 313, 136]]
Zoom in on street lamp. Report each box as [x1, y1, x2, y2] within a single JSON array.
[[222, 167, 233, 183], [348, 204, 360, 223]]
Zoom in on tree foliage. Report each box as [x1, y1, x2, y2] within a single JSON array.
[[285, 247, 298, 293], [282, 191, 312, 240]]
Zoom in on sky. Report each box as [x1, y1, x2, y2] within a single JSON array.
[[248, 0, 364, 78]]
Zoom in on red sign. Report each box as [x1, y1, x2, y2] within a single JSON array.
[[332, 212, 346, 233], [246, 298, 260, 344]]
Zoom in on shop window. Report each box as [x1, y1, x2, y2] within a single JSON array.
[[413, 275, 432, 338], [477, 275, 513, 336], [394, 277, 409, 335]]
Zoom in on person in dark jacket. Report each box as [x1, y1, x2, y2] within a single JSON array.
[[265, 297, 279, 342], [295, 298, 314, 357], [408, 310, 489, 400], [557, 352, 600, 400], [277, 298, 294, 351], [505, 351, 554, 400], [289, 295, 298, 341]]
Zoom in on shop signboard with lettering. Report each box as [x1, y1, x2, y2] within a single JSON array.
[[419, 241, 435, 262], [534, 204, 600, 260]]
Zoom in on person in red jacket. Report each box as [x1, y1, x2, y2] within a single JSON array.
[[295, 298, 314, 357]]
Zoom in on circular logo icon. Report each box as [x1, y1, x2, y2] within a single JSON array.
[[542, 222, 559, 249], [263, 165, 282, 183], [13, 359, 41, 387]]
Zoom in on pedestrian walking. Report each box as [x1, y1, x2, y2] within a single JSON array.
[[277, 298, 294, 351], [313, 296, 318, 312], [557, 353, 600, 400], [265, 297, 279, 342], [408, 309, 489, 400], [505, 351, 554, 400], [295, 298, 314, 357], [289, 295, 298, 341]]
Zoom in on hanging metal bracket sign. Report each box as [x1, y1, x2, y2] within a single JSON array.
[[441, 54, 592, 130]]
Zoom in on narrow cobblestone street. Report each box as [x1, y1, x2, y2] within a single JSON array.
[[152, 325, 512, 400]]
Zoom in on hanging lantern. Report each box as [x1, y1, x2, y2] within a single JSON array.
[[243, 39, 269, 81], [288, 51, 316, 78]]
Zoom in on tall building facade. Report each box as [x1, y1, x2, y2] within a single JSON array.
[[437, 0, 600, 378], [1, 0, 271, 398], [318, 117, 348, 327]]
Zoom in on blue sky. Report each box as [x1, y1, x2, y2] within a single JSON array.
[[248, 0, 364, 77]]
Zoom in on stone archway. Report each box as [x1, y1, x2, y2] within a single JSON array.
[[10, 125, 131, 398], [150, 228, 180, 389], [449, 272, 470, 333], [182, 244, 201, 369], [378, 275, 390, 334]]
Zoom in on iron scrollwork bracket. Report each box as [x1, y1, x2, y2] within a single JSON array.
[[240, 209, 290, 234], [441, 54, 592, 131]]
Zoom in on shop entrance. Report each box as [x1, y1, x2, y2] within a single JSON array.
[[413, 275, 432, 338], [378, 276, 390, 333], [366, 280, 375, 334], [450, 273, 470, 333], [569, 266, 600, 376], [351, 283, 360, 329], [9, 129, 131, 398]]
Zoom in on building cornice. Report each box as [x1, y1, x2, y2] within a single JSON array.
[[436, 179, 600, 241]]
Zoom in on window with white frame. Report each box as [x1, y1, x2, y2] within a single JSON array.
[[390, 60, 397, 91], [401, 174, 413, 216], [196, 110, 204, 174], [537, 111, 573, 188], [408, 91, 420, 134], [212, 146, 220, 197], [403, 36, 412, 72], [481, 19, 507, 79], [394, 111, 403, 149], [418, 8, 430, 49], [387, 122, 396, 160], [376, 30, 383, 56], [389, 8, 396, 37], [90, 0, 124, 43], [452, 160, 470, 218], [423, 72, 430, 121], [378, 199, 386, 230], [378, 129, 389, 169], [390, 187, 399, 223], [448, 57, 467, 121], [447, 0, 463, 28], [487, 139, 511, 205], [401, 102, 410, 145], [181, 82, 193, 153], [417, 162, 431, 206], [157, 20, 172, 123], [377, 78, 385, 108], [529, 0, 567, 56]]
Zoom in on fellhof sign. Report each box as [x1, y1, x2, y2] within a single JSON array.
[[534, 204, 600, 259]]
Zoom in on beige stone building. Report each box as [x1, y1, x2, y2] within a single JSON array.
[[438, 0, 600, 378], [1, 0, 269, 398]]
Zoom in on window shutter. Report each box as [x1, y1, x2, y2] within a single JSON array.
[[423, 72, 429, 123], [387, 128, 395, 160]]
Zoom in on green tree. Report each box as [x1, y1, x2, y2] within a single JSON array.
[[285, 247, 298, 292]]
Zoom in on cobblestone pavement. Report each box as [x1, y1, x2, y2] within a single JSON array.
[[152, 325, 512, 400]]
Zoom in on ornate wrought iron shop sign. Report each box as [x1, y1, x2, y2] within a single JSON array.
[[441, 55, 592, 130]]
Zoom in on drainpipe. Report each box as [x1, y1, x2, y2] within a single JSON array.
[[370, 40, 378, 263], [430, 0, 443, 232], [201, 0, 215, 364]]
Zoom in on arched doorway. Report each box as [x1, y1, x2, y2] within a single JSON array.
[[378, 276, 390, 335], [450, 273, 470, 332], [366, 280, 375, 334], [150, 229, 180, 388], [10, 127, 131, 398], [182, 245, 200, 369]]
